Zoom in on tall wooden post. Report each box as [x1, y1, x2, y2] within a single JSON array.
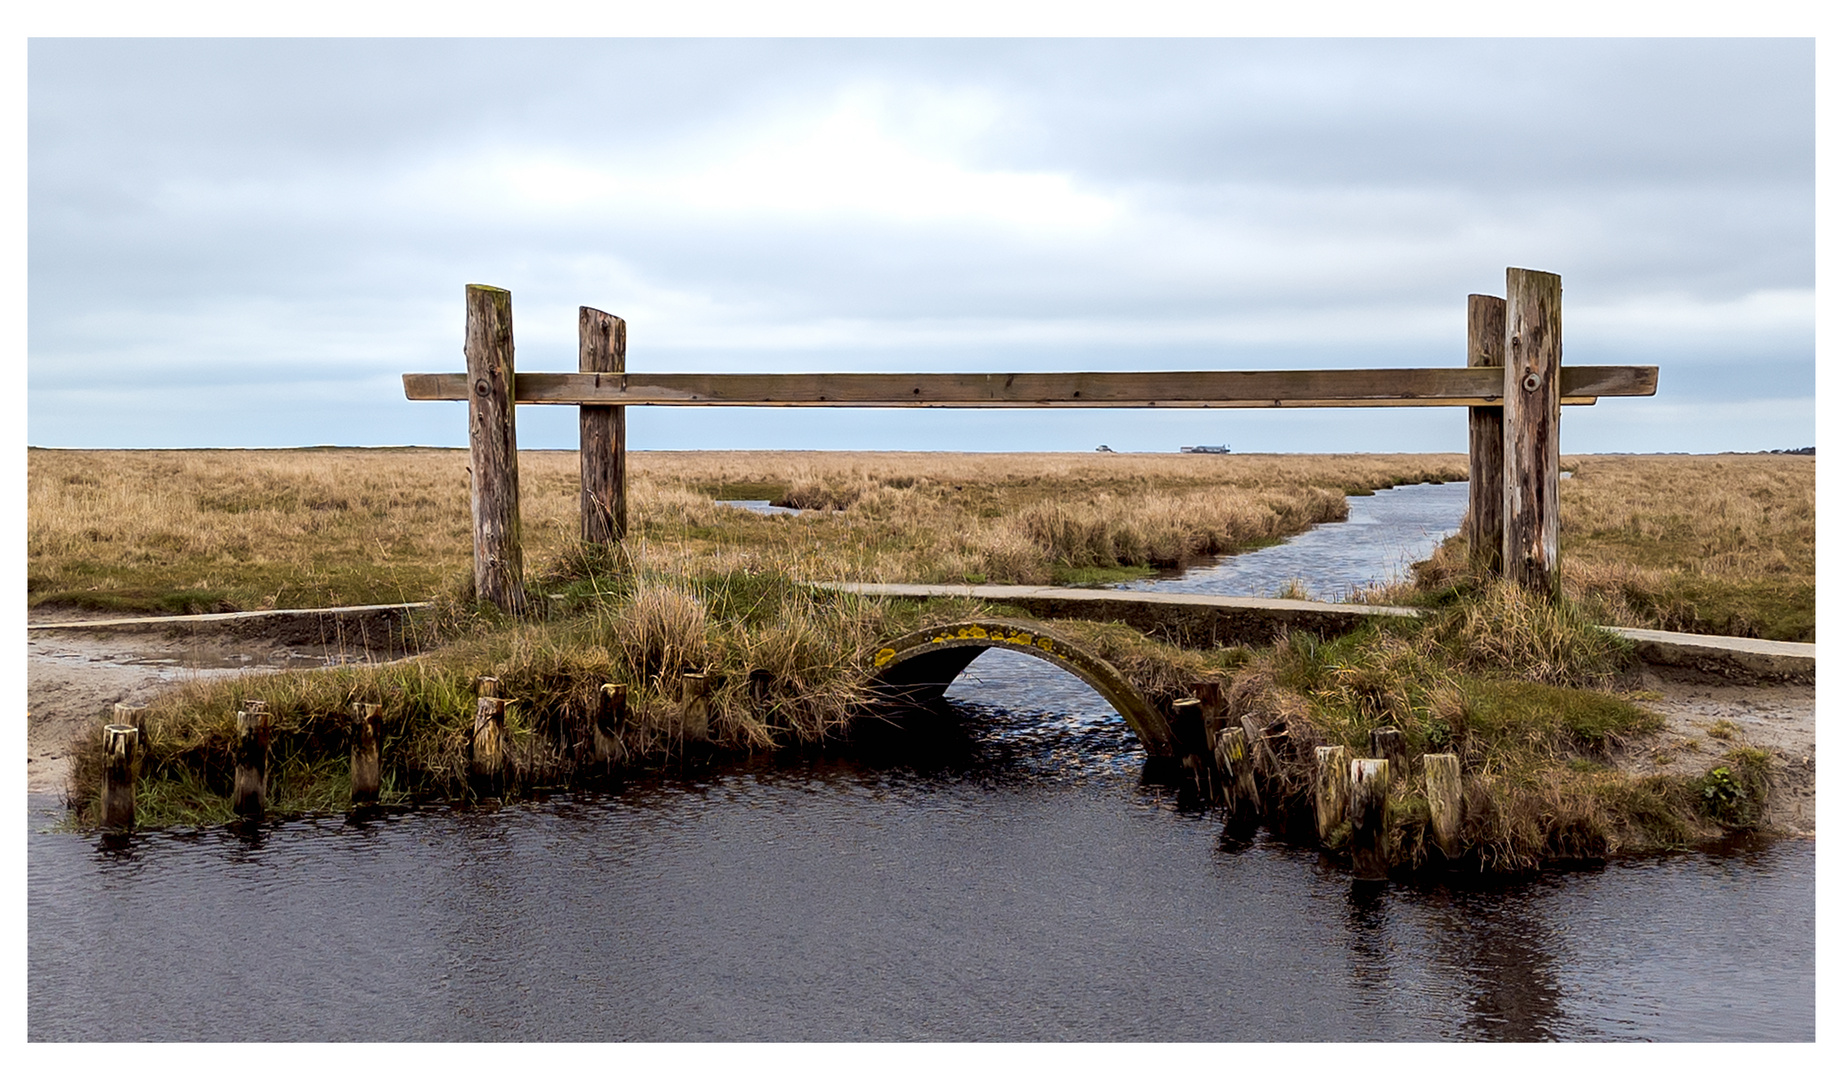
[[1314, 744, 1349, 843], [593, 682, 627, 766], [101, 724, 138, 834], [350, 703, 383, 805], [680, 672, 710, 742], [579, 307, 628, 545], [1423, 753, 1463, 858], [1465, 294, 1506, 575], [1502, 268, 1563, 595], [466, 284, 527, 615]]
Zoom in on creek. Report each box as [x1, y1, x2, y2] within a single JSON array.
[[26, 484, 1815, 1041]]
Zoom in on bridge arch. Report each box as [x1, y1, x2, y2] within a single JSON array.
[[869, 618, 1177, 758]]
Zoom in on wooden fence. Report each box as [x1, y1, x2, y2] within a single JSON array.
[[404, 268, 1657, 612]]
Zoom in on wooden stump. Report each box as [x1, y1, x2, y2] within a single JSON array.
[[113, 702, 148, 747], [1314, 744, 1349, 844], [471, 694, 506, 783], [593, 682, 627, 766], [680, 672, 710, 742], [1190, 681, 1226, 745], [101, 723, 138, 834], [1369, 726, 1408, 780], [1423, 752, 1463, 858], [465, 283, 527, 615], [1502, 267, 1563, 595], [1219, 728, 1261, 818], [1170, 697, 1205, 761], [1348, 757, 1391, 881], [1465, 293, 1507, 575], [233, 704, 270, 820], [350, 703, 383, 805], [578, 306, 628, 545]]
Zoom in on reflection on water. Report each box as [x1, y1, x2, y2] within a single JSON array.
[[28, 652, 1815, 1042], [1125, 481, 1470, 600]]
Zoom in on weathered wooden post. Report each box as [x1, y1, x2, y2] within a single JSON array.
[[1369, 726, 1408, 781], [350, 703, 383, 805], [680, 672, 710, 742], [465, 284, 527, 615], [579, 307, 628, 546], [101, 723, 139, 834], [1502, 267, 1563, 595], [1190, 681, 1226, 745], [1314, 744, 1349, 843], [1348, 757, 1390, 881], [1218, 728, 1261, 817], [593, 682, 627, 766], [1423, 753, 1463, 858], [471, 678, 506, 787], [1465, 293, 1506, 575], [233, 701, 270, 820], [1170, 696, 1205, 762]]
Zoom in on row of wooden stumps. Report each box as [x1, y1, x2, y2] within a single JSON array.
[[97, 673, 715, 835], [1173, 688, 1463, 882]]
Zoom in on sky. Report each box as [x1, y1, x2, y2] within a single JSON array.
[[25, 37, 1816, 454]]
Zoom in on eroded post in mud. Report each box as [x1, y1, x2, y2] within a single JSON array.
[[1315, 744, 1349, 843], [351, 703, 383, 805], [102, 723, 138, 834], [234, 701, 270, 820], [471, 678, 506, 790], [680, 672, 710, 742], [1424, 753, 1463, 858], [1348, 757, 1390, 881], [594, 682, 627, 767]]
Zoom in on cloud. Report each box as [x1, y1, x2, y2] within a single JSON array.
[[27, 38, 1814, 451]]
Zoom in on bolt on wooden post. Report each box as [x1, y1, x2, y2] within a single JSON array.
[[1465, 293, 1507, 575], [101, 721, 139, 834], [465, 284, 527, 615], [234, 700, 271, 820], [350, 703, 383, 805], [1502, 267, 1563, 595], [579, 307, 628, 547]]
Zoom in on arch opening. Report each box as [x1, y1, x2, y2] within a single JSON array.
[[869, 618, 1177, 758]]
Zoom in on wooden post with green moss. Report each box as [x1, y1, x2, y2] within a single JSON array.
[[466, 284, 527, 615], [1218, 727, 1260, 818], [350, 703, 383, 805], [579, 307, 628, 546], [1466, 293, 1506, 575], [234, 702, 270, 820], [1315, 744, 1348, 843], [1348, 757, 1390, 880], [1424, 753, 1463, 857], [102, 723, 138, 834], [593, 682, 627, 766], [1503, 267, 1563, 595]]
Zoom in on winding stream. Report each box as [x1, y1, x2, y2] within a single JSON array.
[[27, 484, 1815, 1041]]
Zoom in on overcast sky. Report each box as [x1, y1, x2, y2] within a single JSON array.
[[26, 38, 1814, 453]]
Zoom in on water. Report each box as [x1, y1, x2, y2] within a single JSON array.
[[719, 499, 803, 516], [26, 481, 1814, 1041], [1125, 480, 1471, 601]]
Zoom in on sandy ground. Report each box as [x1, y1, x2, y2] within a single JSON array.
[[24, 624, 1818, 836], [25, 625, 397, 796]]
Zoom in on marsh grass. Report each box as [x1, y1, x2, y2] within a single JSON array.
[[29, 448, 1465, 612]]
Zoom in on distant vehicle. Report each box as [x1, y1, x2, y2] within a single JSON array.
[[1095, 444, 1115, 453], [1179, 444, 1230, 454]]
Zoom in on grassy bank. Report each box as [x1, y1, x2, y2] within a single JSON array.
[[63, 565, 1774, 874]]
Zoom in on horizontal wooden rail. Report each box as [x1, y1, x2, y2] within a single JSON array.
[[403, 366, 1656, 408]]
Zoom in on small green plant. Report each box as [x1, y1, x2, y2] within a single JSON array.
[[1701, 765, 1743, 816]]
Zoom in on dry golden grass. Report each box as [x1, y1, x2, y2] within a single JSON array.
[[28, 448, 1465, 613]]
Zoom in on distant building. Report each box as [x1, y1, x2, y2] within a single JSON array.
[[1095, 444, 1115, 453], [1179, 444, 1230, 454]]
